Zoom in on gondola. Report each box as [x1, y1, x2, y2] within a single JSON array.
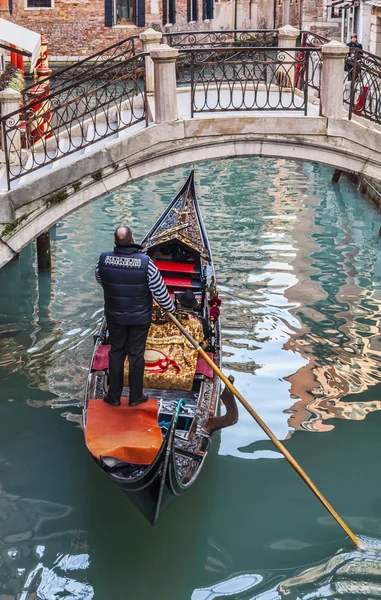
[[83, 171, 238, 525]]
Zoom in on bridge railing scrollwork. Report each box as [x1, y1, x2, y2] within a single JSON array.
[[178, 47, 317, 116], [345, 48, 381, 126], [299, 31, 330, 96], [1, 53, 148, 190], [300, 31, 330, 47], [23, 35, 141, 100], [164, 29, 278, 49], [25, 29, 277, 101]]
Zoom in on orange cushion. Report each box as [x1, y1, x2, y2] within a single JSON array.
[[85, 397, 162, 465]]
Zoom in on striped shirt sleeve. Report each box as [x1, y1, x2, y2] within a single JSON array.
[[95, 261, 103, 287], [147, 259, 175, 312]]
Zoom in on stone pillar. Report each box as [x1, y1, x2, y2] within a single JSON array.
[[278, 24, 300, 48], [321, 40, 348, 119], [140, 28, 163, 94], [283, 0, 290, 26], [277, 25, 300, 87], [0, 88, 22, 154], [151, 45, 179, 124]]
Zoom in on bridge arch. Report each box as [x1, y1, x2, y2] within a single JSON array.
[[1, 114, 380, 266]]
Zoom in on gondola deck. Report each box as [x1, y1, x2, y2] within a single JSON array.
[[83, 171, 238, 524]]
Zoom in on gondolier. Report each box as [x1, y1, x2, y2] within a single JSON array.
[[95, 224, 175, 407], [85, 172, 237, 524]]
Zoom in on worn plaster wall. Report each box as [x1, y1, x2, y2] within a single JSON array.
[[370, 6, 381, 56], [0, 0, 219, 58], [0, 0, 279, 58]]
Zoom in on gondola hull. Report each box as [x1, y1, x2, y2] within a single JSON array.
[[83, 171, 237, 524]]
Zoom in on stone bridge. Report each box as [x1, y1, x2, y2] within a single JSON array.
[[0, 26, 380, 267]]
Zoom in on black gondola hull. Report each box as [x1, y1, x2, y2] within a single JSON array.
[[84, 171, 226, 524]]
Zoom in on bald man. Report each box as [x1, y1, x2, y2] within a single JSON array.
[[95, 225, 175, 407]]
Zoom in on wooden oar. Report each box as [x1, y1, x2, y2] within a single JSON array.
[[165, 310, 360, 548]]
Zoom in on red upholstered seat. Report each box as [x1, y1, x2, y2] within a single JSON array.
[[92, 344, 214, 378], [163, 275, 201, 289], [154, 260, 199, 274], [195, 352, 214, 378], [92, 344, 110, 371]]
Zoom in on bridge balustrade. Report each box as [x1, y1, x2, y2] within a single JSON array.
[[22, 35, 141, 101], [1, 53, 148, 189], [177, 46, 318, 116], [3, 28, 381, 192], [299, 31, 330, 97], [164, 29, 278, 49], [344, 48, 381, 126], [24, 29, 278, 103]]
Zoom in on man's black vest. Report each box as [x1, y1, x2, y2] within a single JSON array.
[[98, 244, 152, 326]]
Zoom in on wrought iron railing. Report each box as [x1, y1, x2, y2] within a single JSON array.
[[299, 31, 329, 95], [170, 30, 279, 87], [180, 47, 313, 116], [300, 31, 330, 47], [1, 53, 147, 190], [23, 30, 277, 100], [346, 49, 381, 125], [164, 29, 278, 48], [22, 35, 141, 99]]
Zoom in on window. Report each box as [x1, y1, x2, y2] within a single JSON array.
[[202, 0, 213, 20], [116, 0, 135, 23], [327, 0, 342, 20], [187, 0, 198, 21], [105, 0, 145, 27], [163, 0, 175, 24], [26, 0, 52, 6], [330, 5, 342, 17]]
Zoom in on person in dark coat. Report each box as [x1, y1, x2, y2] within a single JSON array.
[[345, 34, 363, 81], [95, 224, 175, 407]]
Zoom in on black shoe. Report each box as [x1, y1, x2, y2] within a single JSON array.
[[103, 395, 121, 407], [129, 395, 149, 407]]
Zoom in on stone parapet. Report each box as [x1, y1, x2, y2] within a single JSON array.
[[151, 45, 179, 124], [140, 28, 163, 94], [321, 40, 348, 119], [0, 88, 22, 154], [278, 24, 300, 46]]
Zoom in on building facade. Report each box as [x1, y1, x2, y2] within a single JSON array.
[[0, 0, 274, 59], [369, 0, 381, 55]]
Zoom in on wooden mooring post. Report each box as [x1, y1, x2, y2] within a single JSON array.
[[36, 231, 51, 269], [332, 169, 342, 183]]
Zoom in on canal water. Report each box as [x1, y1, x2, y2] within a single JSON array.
[[1, 158, 381, 599]]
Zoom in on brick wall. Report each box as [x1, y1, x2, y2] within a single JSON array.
[[1, 0, 343, 58], [1, 0, 216, 57], [302, 0, 340, 38]]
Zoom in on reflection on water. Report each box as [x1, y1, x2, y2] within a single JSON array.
[[193, 537, 381, 600], [284, 179, 381, 433], [0, 484, 92, 599], [1, 158, 381, 598]]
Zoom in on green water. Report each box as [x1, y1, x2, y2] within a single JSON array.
[[1, 158, 381, 599]]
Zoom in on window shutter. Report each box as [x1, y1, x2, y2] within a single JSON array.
[[105, 0, 114, 27], [187, 0, 191, 21], [206, 0, 213, 19], [137, 0, 145, 26], [169, 0, 175, 24], [192, 0, 198, 21]]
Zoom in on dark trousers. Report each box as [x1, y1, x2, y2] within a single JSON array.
[[107, 323, 150, 404]]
